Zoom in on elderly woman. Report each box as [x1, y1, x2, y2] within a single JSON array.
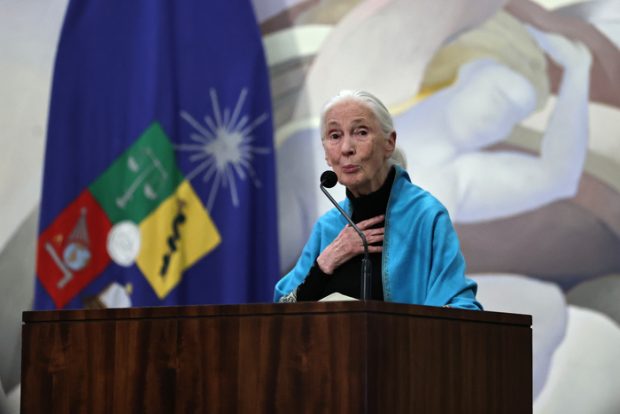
[[274, 90, 481, 310]]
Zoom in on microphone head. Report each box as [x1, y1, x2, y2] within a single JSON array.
[[320, 170, 338, 188]]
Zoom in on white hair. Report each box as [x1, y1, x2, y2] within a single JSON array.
[[319, 90, 395, 140]]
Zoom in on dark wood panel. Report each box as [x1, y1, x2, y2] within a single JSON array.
[[110, 319, 178, 413], [22, 302, 531, 413], [366, 313, 531, 413], [173, 312, 368, 413], [22, 318, 179, 414], [23, 301, 531, 326]]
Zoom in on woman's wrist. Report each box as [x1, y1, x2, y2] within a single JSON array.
[[316, 253, 334, 275]]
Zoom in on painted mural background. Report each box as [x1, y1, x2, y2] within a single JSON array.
[[1, 0, 619, 412], [256, 0, 620, 411]]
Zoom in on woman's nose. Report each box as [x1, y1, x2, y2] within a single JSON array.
[[341, 134, 355, 155]]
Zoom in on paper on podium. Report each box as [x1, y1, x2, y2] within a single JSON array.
[[319, 292, 358, 302]]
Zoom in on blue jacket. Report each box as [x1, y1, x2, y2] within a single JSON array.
[[274, 165, 482, 310]]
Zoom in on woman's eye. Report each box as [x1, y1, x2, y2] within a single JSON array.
[[356, 129, 368, 136], [329, 133, 340, 140]]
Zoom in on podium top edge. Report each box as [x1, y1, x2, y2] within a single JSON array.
[[23, 301, 531, 326]]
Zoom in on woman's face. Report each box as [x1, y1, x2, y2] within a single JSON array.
[[322, 100, 395, 197]]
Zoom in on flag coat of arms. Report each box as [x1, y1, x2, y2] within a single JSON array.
[[35, 0, 279, 309]]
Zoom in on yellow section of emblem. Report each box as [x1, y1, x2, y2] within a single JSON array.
[[137, 180, 221, 299]]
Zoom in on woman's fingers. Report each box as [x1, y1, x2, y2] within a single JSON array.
[[362, 227, 384, 244], [343, 216, 386, 246], [339, 225, 381, 254], [368, 245, 383, 253], [318, 221, 385, 273]]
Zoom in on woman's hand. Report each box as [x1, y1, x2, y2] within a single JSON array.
[[316, 214, 385, 274]]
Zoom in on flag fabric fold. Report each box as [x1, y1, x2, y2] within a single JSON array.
[[35, 0, 279, 309]]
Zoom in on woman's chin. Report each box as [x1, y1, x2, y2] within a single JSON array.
[[337, 174, 361, 189]]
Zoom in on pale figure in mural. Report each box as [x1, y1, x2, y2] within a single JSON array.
[[394, 13, 592, 224]]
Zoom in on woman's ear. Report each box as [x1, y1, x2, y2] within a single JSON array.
[[385, 131, 396, 158]]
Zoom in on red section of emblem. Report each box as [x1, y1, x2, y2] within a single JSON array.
[[36, 190, 112, 308]]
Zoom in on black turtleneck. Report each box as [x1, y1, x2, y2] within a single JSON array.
[[296, 167, 395, 301]]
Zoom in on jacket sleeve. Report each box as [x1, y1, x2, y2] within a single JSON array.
[[425, 211, 483, 310], [273, 221, 323, 302]]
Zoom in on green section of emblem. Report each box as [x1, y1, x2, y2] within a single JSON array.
[[90, 123, 184, 224]]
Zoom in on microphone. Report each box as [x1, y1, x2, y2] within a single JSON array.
[[320, 170, 338, 188], [319, 171, 372, 300]]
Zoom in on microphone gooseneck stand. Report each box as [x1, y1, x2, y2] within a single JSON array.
[[319, 171, 372, 300]]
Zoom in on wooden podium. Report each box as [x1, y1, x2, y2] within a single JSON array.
[[22, 301, 531, 413]]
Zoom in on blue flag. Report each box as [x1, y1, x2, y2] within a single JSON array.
[[35, 0, 279, 309]]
